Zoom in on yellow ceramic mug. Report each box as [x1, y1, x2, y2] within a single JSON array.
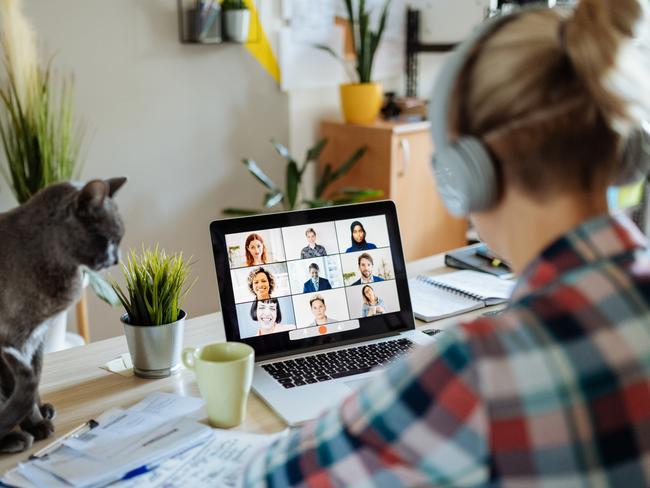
[[182, 342, 254, 428]]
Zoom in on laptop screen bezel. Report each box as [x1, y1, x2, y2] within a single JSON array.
[[209, 200, 415, 361]]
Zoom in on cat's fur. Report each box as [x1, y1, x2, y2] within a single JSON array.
[[0, 178, 126, 453]]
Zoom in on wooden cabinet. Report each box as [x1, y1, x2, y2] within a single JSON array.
[[319, 120, 467, 261]]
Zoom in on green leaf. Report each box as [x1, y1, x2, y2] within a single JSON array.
[[305, 138, 327, 165], [327, 188, 383, 205], [271, 139, 293, 162], [331, 146, 367, 180], [315, 163, 333, 198], [84, 268, 121, 307], [300, 138, 327, 177], [264, 191, 284, 208], [285, 160, 300, 210], [242, 158, 278, 191], [303, 199, 334, 208], [222, 207, 262, 216]]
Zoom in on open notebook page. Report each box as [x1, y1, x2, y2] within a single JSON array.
[[408, 277, 484, 322], [430, 270, 515, 303]]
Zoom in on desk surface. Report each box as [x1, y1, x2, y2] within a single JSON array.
[[0, 253, 493, 473]]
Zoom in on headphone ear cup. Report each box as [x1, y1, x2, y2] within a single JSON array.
[[432, 136, 498, 216], [616, 127, 650, 185]]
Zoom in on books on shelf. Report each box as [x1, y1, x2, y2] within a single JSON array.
[[409, 270, 515, 322], [445, 243, 514, 279]]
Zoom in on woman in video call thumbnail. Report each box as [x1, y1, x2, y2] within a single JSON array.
[[301, 227, 327, 259], [308, 294, 338, 327], [250, 299, 295, 336], [346, 221, 377, 252], [245, 233, 268, 266], [248, 267, 274, 300], [361, 285, 386, 317]]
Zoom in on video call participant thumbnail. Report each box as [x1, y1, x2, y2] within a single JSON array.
[[245, 233, 268, 266], [361, 285, 386, 317], [307, 294, 338, 329], [352, 253, 385, 285], [248, 267, 275, 300], [250, 299, 295, 336], [302, 263, 332, 293], [346, 221, 377, 253], [300, 227, 327, 258]]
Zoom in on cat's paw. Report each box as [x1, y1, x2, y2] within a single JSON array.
[[22, 418, 55, 441], [40, 403, 56, 420], [0, 431, 34, 453]]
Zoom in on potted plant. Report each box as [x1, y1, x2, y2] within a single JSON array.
[[0, 0, 120, 351], [112, 245, 196, 379], [222, 0, 250, 43], [222, 138, 383, 215], [317, 0, 392, 124]]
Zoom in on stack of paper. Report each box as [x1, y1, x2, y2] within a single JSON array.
[[2, 393, 286, 488]]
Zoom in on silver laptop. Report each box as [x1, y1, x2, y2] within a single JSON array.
[[209, 201, 436, 425]]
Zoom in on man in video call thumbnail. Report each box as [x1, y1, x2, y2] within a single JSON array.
[[302, 262, 332, 292], [352, 252, 385, 285]]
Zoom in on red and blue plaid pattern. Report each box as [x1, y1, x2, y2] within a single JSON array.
[[245, 212, 650, 487]]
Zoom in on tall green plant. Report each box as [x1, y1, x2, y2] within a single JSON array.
[[316, 0, 391, 83], [0, 1, 83, 204], [222, 138, 382, 216], [112, 245, 197, 326]]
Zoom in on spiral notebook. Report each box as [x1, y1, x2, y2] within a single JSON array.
[[408, 270, 516, 322]]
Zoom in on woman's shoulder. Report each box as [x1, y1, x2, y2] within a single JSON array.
[[367, 242, 377, 249]]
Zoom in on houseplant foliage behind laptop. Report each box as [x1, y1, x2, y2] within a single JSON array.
[[223, 138, 382, 215], [112, 245, 197, 378]]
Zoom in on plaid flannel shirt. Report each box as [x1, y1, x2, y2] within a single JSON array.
[[245, 212, 650, 487]]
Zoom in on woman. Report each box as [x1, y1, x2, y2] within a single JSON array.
[[250, 299, 295, 336], [307, 294, 337, 327], [244, 1, 650, 485], [247, 267, 274, 300], [360, 285, 385, 317], [244, 233, 268, 266], [345, 221, 377, 252]]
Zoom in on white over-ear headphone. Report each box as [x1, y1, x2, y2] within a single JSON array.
[[429, 9, 650, 217]]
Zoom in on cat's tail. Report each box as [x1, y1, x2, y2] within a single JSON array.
[[0, 347, 38, 434]]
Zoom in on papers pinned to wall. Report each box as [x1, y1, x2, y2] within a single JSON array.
[[279, 0, 406, 92]]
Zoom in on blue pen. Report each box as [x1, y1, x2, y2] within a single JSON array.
[[122, 463, 158, 480]]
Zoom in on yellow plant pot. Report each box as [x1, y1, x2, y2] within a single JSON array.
[[339, 82, 383, 124]]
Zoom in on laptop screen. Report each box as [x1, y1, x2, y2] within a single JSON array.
[[210, 201, 414, 360]]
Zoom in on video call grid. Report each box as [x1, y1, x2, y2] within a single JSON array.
[[226, 217, 399, 336]]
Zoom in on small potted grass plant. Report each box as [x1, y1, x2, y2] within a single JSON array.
[[113, 245, 196, 379], [222, 0, 250, 43]]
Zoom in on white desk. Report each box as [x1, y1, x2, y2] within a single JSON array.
[[0, 252, 492, 473]]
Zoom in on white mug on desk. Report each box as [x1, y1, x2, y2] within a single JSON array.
[[182, 342, 254, 428]]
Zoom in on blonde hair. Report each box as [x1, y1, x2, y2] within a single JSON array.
[[454, 0, 650, 198]]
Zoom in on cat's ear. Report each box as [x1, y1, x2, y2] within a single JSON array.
[[107, 177, 127, 197], [77, 180, 108, 211]]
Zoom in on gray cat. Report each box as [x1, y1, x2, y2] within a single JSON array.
[[0, 178, 126, 453]]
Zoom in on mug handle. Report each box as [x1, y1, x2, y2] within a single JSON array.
[[182, 347, 197, 370]]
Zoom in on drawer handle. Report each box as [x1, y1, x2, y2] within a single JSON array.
[[398, 138, 411, 176]]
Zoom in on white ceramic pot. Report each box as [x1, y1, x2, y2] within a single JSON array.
[[224, 9, 250, 43], [43, 310, 67, 354]]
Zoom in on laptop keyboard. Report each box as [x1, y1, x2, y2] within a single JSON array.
[[262, 338, 415, 389]]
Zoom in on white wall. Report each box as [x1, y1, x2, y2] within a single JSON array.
[[0, 0, 289, 340]]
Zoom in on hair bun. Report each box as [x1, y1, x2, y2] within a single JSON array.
[[564, 0, 650, 132]]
